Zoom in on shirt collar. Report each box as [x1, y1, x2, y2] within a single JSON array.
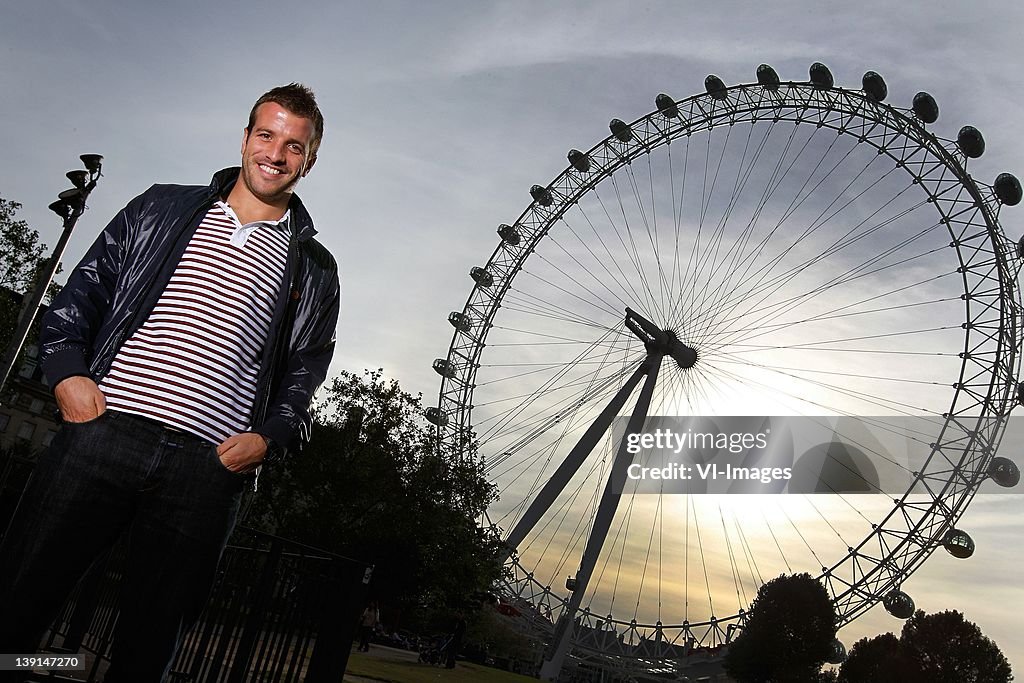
[[216, 200, 290, 248]]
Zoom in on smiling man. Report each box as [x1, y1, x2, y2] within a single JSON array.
[[0, 84, 339, 682]]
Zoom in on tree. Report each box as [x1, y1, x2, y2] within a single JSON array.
[[837, 610, 1012, 683], [838, 632, 921, 683], [245, 369, 506, 614], [0, 195, 60, 362], [900, 610, 1012, 683], [724, 573, 837, 682]]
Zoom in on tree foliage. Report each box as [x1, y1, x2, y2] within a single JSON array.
[[0, 195, 60, 356], [838, 610, 1012, 683], [838, 632, 920, 683], [901, 609, 1012, 682], [724, 573, 837, 682], [245, 369, 505, 612]]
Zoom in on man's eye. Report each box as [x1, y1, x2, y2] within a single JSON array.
[[289, 144, 303, 153]]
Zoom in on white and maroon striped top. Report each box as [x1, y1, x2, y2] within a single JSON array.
[[99, 202, 290, 444]]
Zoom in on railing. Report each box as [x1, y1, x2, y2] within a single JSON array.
[[1, 449, 372, 683]]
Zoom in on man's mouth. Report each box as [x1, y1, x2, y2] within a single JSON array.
[[258, 163, 283, 176]]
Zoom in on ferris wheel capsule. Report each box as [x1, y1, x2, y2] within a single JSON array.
[[988, 457, 1020, 488], [497, 223, 521, 245], [448, 311, 471, 332], [883, 590, 915, 619], [862, 71, 888, 101], [470, 266, 494, 288], [610, 118, 634, 142], [655, 93, 679, 119], [942, 528, 975, 558], [957, 126, 985, 158], [568, 149, 591, 173], [425, 407, 448, 427], [704, 74, 728, 100], [913, 92, 939, 123], [530, 184, 554, 206], [433, 359, 456, 379], [809, 62, 834, 88], [827, 638, 847, 664], [756, 64, 780, 89], [994, 173, 1022, 206]]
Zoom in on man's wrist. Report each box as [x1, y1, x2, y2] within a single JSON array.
[[261, 434, 284, 464]]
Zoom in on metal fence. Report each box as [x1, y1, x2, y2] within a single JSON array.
[[1, 449, 373, 683]]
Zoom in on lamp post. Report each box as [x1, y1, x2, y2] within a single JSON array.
[[0, 154, 103, 398]]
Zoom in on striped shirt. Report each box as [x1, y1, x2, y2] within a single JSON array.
[[99, 202, 290, 444]]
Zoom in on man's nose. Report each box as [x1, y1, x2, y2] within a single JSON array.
[[268, 141, 287, 162]]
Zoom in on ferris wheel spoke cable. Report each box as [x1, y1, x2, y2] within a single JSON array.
[[534, 249, 630, 319], [702, 354, 937, 421], [693, 158, 901, 342], [571, 203, 654, 312], [481, 349, 641, 443], [621, 157, 665, 311], [609, 175, 666, 321], [658, 489, 664, 622], [635, 490, 663, 621], [696, 360, 929, 466], [479, 334, 631, 451], [708, 357, 946, 388], [688, 164, 913, 340], [486, 361, 636, 480], [691, 498, 715, 617], [548, 231, 638, 313], [675, 120, 814, 325], [684, 496, 691, 622], [690, 122, 848, 329], [735, 517, 765, 588], [764, 503, 794, 574], [690, 173, 920, 346], [596, 179, 660, 319], [704, 224, 948, 350], [520, 263, 623, 320], [782, 502, 826, 569], [499, 304, 614, 334], [720, 505, 748, 609], [533, 464, 603, 587], [703, 289, 954, 344], [806, 496, 851, 547], [686, 123, 783, 331], [501, 294, 611, 332]]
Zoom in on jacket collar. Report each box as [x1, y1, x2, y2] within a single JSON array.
[[209, 167, 318, 241]]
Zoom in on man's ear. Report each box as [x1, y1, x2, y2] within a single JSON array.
[[302, 153, 317, 178], [240, 127, 250, 155]]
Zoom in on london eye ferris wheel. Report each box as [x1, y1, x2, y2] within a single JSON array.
[[430, 62, 1023, 676]]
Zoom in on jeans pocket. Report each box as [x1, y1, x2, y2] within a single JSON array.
[[209, 447, 251, 483], [62, 410, 109, 427]]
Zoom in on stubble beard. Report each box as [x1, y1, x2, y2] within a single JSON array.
[[240, 157, 300, 206]]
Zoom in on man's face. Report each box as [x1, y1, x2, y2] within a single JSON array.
[[238, 101, 318, 205]]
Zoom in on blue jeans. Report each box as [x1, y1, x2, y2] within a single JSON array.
[[0, 409, 250, 682]]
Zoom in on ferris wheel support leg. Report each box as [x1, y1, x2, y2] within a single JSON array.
[[503, 361, 650, 558], [539, 353, 663, 681]]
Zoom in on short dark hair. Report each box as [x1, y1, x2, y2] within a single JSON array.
[[246, 83, 324, 156]]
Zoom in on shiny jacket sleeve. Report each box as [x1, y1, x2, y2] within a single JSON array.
[[255, 244, 341, 455], [38, 191, 143, 388]]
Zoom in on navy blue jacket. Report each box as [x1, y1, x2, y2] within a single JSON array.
[[39, 167, 341, 455]]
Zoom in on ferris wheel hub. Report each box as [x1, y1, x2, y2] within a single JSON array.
[[624, 307, 698, 369]]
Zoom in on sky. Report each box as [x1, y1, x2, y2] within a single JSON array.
[[3, 0, 1022, 673]]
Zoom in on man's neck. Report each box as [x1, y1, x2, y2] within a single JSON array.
[[224, 185, 289, 225]]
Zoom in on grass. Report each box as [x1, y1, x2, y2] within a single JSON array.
[[344, 652, 536, 683]]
